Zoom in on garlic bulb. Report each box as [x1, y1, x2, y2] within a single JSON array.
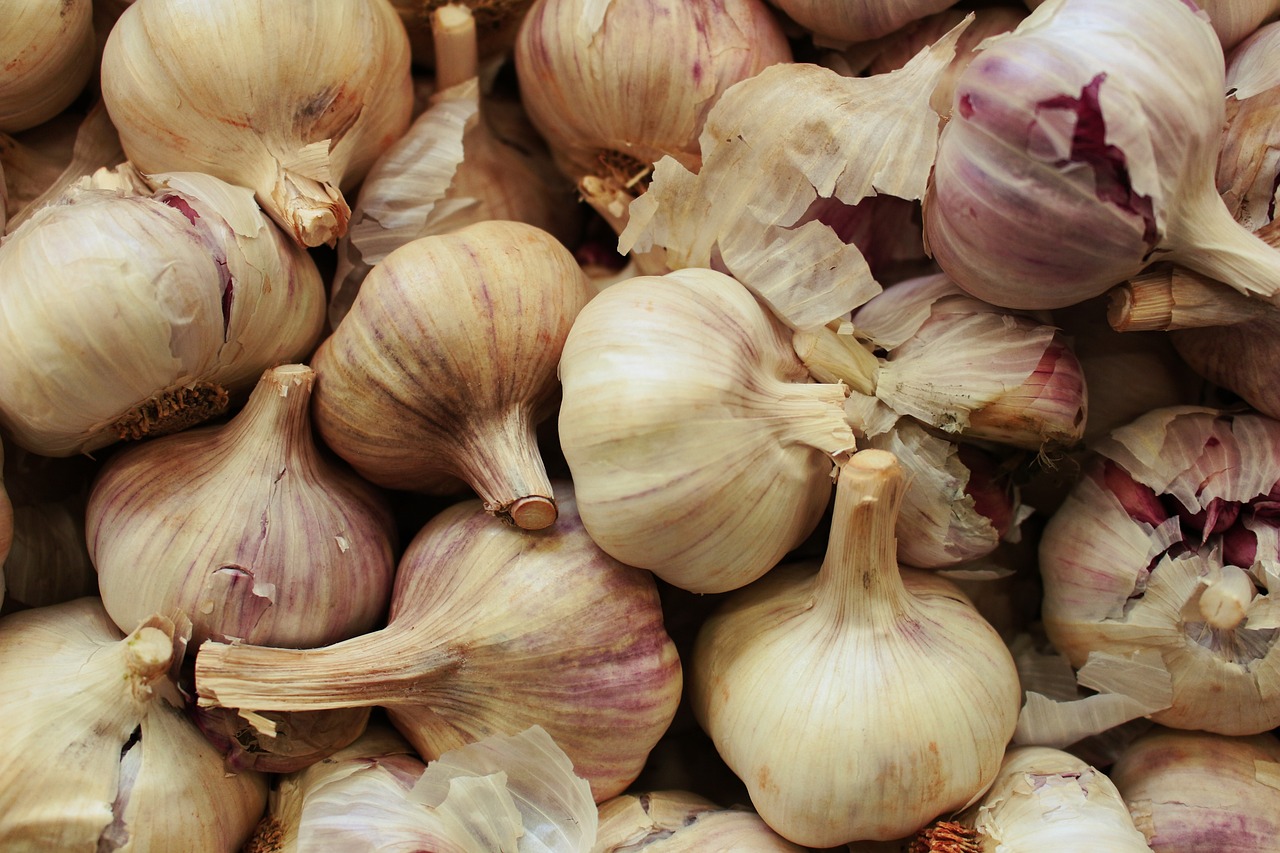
[[88, 364, 397, 650], [243, 724, 596, 852], [1109, 727, 1280, 851], [558, 268, 854, 594], [196, 483, 682, 802], [0, 171, 325, 456], [594, 791, 807, 852], [0, 598, 267, 852], [924, 0, 1280, 310], [1218, 23, 1280, 234], [690, 450, 1021, 846], [313, 220, 590, 530], [768, 0, 957, 45], [0, 0, 95, 133], [1202, 0, 1280, 50], [100, 0, 414, 247], [1040, 406, 1280, 735]]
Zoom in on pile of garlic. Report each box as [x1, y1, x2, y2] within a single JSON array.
[[2, 0, 1280, 850]]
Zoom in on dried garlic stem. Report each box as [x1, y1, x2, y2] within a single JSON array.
[[269, 170, 350, 248], [449, 408, 557, 529], [1199, 565, 1256, 631], [792, 322, 879, 396], [1108, 267, 1275, 331], [432, 4, 478, 91]]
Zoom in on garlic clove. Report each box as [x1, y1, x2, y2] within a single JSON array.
[[0, 0, 95, 133], [88, 363, 398, 650], [558, 267, 854, 594], [100, 0, 414, 247]]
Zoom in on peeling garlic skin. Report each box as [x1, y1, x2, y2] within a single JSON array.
[[1039, 406, 1280, 735]]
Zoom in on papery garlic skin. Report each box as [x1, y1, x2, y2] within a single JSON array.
[[101, 0, 414, 247], [314, 220, 591, 530], [0, 598, 267, 852], [0, 174, 325, 456], [0, 0, 95, 132], [594, 791, 806, 852], [558, 268, 854, 594], [88, 364, 397, 650], [691, 451, 1021, 846], [1039, 406, 1280, 735], [1109, 727, 1280, 852], [925, 0, 1280, 310]]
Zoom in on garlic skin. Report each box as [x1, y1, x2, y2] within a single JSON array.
[[0, 0, 95, 133], [0, 598, 267, 852], [925, 0, 1280, 310], [691, 450, 1021, 846], [100, 0, 414, 247], [1109, 727, 1280, 851], [1039, 406, 1280, 735], [1217, 23, 1280, 234], [766, 0, 957, 45], [558, 268, 854, 594], [0, 441, 10, 603], [313, 220, 591, 530], [1201, 0, 1280, 50], [594, 791, 806, 852], [88, 364, 397, 650], [0, 172, 325, 457], [196, 483, 683, 803]]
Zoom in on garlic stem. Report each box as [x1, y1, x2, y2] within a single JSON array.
[[792, 323, 879, 396], [812, 448, 911, 624], [449, 407, 557, 529], [269, 170, 351, 248], [1170, 188, 1280, 303], [196, 628, 464, 711], [125, 625, 176, 686], [432, 4, 479, 92], [1108, 267, 1275, 331], [1199, 565, 1256, 630]]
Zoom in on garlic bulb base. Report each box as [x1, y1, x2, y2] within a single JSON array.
[[272, 170, 350, 248], [111, 381, 231, 442], [910, 821, 981, 852]]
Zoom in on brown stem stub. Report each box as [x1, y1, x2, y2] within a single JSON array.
[[504, 494, 557, 530], [909, 821, 981, 852], [113, 381, 231, 441]]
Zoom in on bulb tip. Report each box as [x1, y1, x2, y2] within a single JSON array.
[[507, 495, 557, 530]]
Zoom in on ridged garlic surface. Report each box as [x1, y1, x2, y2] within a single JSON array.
[[100, 0, 414, 247], [88, 364, 397, 650], [594, 791, 807, 852], [0, 598, 267, 852], [0, 172, 325, 456], [690, 450, 1021, 846], [0, 0, 95, 132], [558, 268, 854, 594]]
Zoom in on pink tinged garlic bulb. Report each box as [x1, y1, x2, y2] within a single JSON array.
[[87, 364, 397, 650], [924, 0, 1280, 311], [1109, 727, 1280, 852], [100, 0, 414, 248], [195, 484, 683, 803], [594, 790, 807, 852], [558, 268, 854, 594], [1217, 23, 1280, 234], [690, 450, 1022, 847], [1200, 0, 1280, 51], [1039, 406, 1280, 735], [0, 598, 267, 852], [0, 171, 325, 457], [312, 220, 591, 531], [0, 0, 94, 133]]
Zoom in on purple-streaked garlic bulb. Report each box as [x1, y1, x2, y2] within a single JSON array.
[[1040, 406, 1280, 735]]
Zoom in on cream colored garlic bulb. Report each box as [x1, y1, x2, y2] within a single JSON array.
[[0, 0, 94, 132], [0, 171, 325, 456], [313, 220, 590, 530], [768, 0, 957, 45], [1109, 727, 1280, 851], [558, 267, 854, 594], [0, 598, 267, 852], [88, 364, 397, 650], [1040, 406, 1280, 734], [100, 0, 414, 247], [690, 450, 1021, 846], [594, 791, 806, 852]]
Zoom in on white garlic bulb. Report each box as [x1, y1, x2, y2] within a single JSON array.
[[88, 364, 398, 650], [0, 598, 267, 852], [100, 0, 414, 247], [0, 171, 325, 456], [690, 450, 1021, 846], [558, 268, 854, 594], [0, 0, 95, 133]]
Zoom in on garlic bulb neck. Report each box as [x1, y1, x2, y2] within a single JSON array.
[[270, 170, 350, 248], [1198, 564, 1256, 631], [431, 4, 479, 91], [792, 323, 880, 396], [123, 624, 178, 695], [111, 381, 231, 443]]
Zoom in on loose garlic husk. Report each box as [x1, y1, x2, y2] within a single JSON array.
[[1109, 727, 1280, 851], [1040, 406, 1280, 735], [558, 267, 854, 594], [196, 483, 682, 802], [0, 170, 325, 456], [100, 0, 414, 247], [691, 450, 1021, 846], [594, 791, 806, 852], [0, 0, 95, 133], [88, 364, 397, 650], [313, 220, 591, 530], [0, 598, 267, 852], [243, 724, 597, 853], [914, 746, 1152, 851], [925, 0, 1280, 311]]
